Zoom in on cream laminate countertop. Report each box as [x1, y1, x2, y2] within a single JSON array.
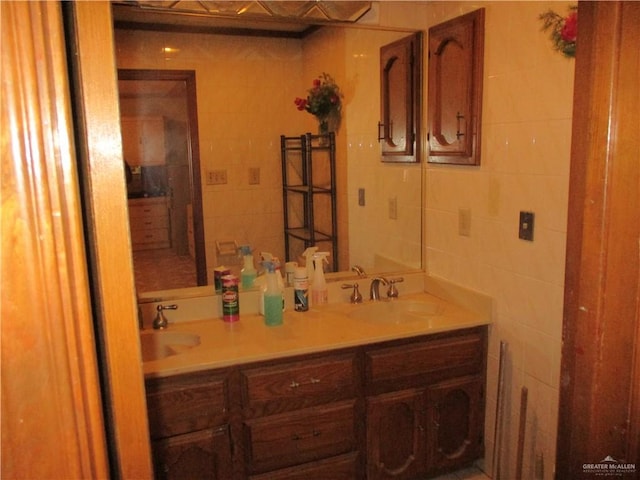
[[141, 291, 491, 378]]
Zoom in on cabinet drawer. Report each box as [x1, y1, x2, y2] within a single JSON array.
[[249, 452, 359, 480], [241, 353, 357, 415], [365, 329, 485, 391], [131, 227, 169, 245], [129, 214, 168, 231], [243, 400, 357, 474], [145, 371, 228, 439], [129, 202, 168, 219]]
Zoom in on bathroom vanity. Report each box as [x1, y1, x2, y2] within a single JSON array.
[[140, 288, 490, 480]]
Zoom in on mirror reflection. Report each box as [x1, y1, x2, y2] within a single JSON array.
[[114, 21, 423, 297]]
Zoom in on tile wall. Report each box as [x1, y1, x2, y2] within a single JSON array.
[[376, 2, 574, 478]]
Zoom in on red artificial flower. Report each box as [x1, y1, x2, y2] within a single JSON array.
[[294, 97, 308, 111], [561, 11, 577, 43]]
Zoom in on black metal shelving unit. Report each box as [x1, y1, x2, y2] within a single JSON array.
[[280, 132, 338, 272]]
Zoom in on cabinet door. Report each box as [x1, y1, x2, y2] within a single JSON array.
[[121, 117, 144, 167], [152, 427, 232, 480], [427, 9, 484, 165], [379, 33, 421, 163], [426, 376, 484, 474], [121, 116, 165, 166], [141, 117, 166, 166], [366, 389, 426, 480]]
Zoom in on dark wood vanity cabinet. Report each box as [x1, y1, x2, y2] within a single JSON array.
[[365, 329, 486, 480], [144, 327, 486, 480]]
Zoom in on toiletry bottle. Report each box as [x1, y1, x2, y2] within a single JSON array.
[[293, 266, 309, 312], [273, 257, 286, 311], [239, 245, 257, 289], [262, 261, 283, 326], [221, 274, 239, 322], [302, 246, 318, 287], [311, 252, 330, 305], [261, 252, 285, 308]]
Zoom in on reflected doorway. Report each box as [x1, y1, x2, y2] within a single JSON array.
[[118, 69, 206, 292]]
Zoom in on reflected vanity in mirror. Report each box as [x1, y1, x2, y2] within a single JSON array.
[[112, 3, 424, 299]]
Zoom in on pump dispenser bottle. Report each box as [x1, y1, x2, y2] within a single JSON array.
[[239, 245, 257, 289], [262, 261, 283, 326], [311, 252, 330, 305]]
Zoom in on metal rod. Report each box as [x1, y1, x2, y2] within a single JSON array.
[[492, 341, 508, 479], [516, 386, 528, 480]]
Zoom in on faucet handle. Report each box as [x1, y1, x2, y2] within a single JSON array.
[[153, 304, 178, 329], [341, 283, 363, 304], [386, 277, 404, 299]]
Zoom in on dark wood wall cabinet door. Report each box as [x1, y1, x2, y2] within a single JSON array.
[[379, 32, 422, 163], [427, 9, 484, 165]]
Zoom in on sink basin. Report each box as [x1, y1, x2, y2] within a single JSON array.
[[349, 300, 444, 325], [139, 330, 201, 362]]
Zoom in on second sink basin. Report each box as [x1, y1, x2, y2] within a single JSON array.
[[140, 330, 201, 363], [349, 300, 444, 325]]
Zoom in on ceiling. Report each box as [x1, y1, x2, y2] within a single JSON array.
[[111, 1, 372, 38]]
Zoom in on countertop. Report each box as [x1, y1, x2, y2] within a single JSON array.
[[141, 290, 491, 378]]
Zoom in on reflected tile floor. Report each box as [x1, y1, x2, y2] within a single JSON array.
[[133, 248, 197, 293]]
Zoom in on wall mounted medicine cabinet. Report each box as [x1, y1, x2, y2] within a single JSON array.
[[427, 9, 485, 166]]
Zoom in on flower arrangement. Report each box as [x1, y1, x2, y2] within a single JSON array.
[[294, 73, 343, 133], [539, 5, 577, 58]]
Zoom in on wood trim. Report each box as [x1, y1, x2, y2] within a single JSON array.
[[63, 2, 154, 478], [557, 1, 640, 476], [1, 1, 109, 477]]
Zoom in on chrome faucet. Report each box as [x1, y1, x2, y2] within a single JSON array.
[[351, 265, 367, 277], [153, 304, 178, 329], [369, 277, 389, 301], [341, 283, 363, 304]]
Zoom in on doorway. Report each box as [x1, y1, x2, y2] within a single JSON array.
[[117, 69, 206, 291]]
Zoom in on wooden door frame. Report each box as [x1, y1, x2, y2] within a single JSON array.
[[63, 2, 154, 477], [556, 1, 640, 476]]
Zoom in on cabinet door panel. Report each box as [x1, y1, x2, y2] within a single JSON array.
[[428, 9, 484, 165], [379, 33, 421, 163], [152, 427, 232, 480], [367, 389, 426, 480], [426, 375, 485, 473]]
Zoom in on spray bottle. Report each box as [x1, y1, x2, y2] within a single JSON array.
[[259, 252, 285, 313], [311, 252, 330, 305], [302, 246, 318, 287], [239, 245, 257, 289], [262, 261, 283, 326]]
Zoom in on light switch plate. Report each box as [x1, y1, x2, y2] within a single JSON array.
[[519, 211, 535, 241], [458, 208, 471, 236]]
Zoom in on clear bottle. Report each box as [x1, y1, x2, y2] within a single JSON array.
[[311, 252, 330, 305], [239, 245, 257, 289], [262, 261, 283, 326]]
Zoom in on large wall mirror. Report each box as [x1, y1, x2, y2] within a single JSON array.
[[113, 5, 424, 298]]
